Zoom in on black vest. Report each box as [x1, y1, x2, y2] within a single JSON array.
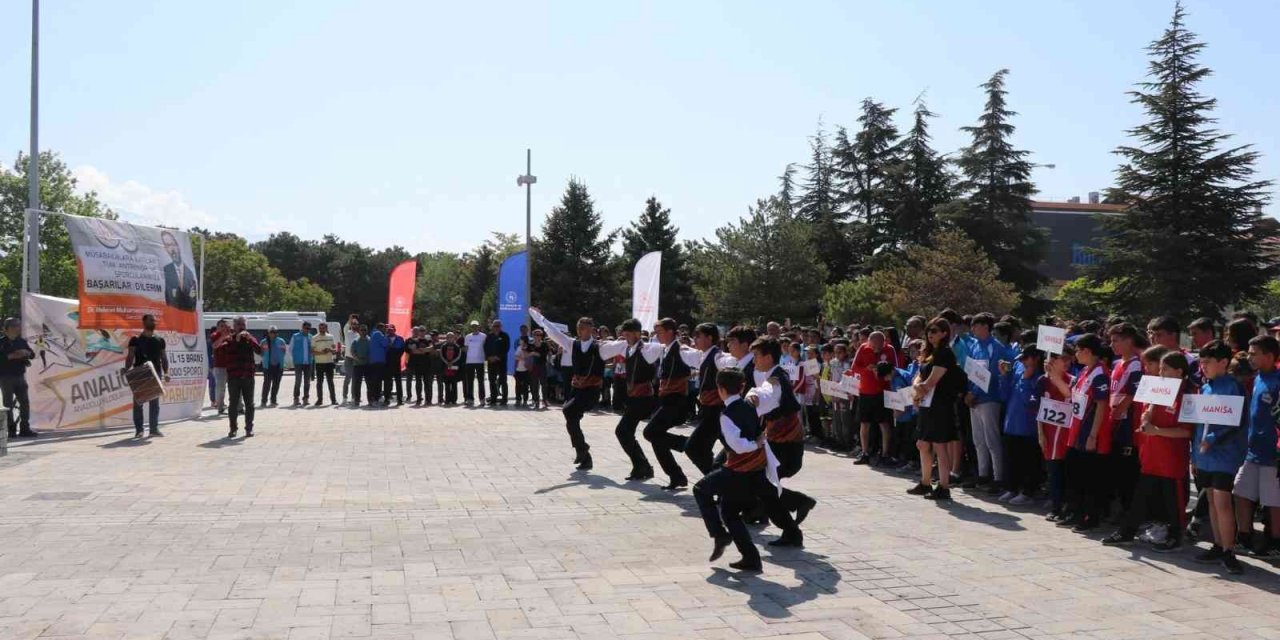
[[626, 344, 656, 385], [761, 364, 801, 421], [698, 346, 721, 392], [721, 399, 761, 443], [571, 340, 604, 378]]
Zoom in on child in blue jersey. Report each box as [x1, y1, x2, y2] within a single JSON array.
[[1192, 340, 1248, 573], [1000, 347, 1045, 506], [1234, 335, 1280, 557]]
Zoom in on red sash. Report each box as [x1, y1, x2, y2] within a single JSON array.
[[765, 411, 803, 443], [571, 374, 603, 389], [724, 447, 766, 472]]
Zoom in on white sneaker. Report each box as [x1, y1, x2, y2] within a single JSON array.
[[998, 491, 1017, 503], [1009, 493, 1034, 506]]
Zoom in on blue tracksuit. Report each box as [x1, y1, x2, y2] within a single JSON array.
[[1193, 374, 1248, 475]]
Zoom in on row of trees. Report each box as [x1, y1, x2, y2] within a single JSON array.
[[0, 4, 1271, 330]]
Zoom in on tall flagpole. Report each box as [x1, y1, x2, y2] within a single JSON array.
[[517, 150, 536, 322], [25, 0, 41, 294]]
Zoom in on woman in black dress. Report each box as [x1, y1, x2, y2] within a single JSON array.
[[908, 317, 964, 500]]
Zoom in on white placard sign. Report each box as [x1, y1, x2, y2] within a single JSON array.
[[1037, 398, 1072, 428], [820, 379, 849, 399], [884, 388, 910, 412], [1177, 394, 1245, 426], [1134, 375, 1181, 407], [837, 374, 860, 397], [782, 364, 800, 381], [1038, 325, 1066, 355], [803, 359, 821, 377], [965, 358, 991, 393]]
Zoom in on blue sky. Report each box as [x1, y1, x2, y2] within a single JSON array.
[[1, 1, 1276, 255]]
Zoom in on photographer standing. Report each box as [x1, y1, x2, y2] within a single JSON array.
[[0, 318, 37, 438], [216, 316, 262, 438]]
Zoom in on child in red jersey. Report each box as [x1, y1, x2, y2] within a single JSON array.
[[1048, 334, 1111, 532], [1042, 347, 1075, 521], [1103, 350, 1195, 551]]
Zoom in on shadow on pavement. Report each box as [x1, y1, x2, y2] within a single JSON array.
[[98, 436, 151, 449], [706, 550, 843, 618]]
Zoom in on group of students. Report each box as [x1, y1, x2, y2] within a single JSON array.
[[791, 310, 1278, 576], [527, 307, 817, 573]]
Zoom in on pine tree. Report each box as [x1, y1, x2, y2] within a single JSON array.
[[688, 197, 826, 324], [796, 126, 858, 282], [885, 100, 953, 250], [836, 99, 901, 256], [463, 245, 496, 321], [1087, 3, 1274, 321], [619, 196, 699, 324], [777, 163, 798, 213], [531, 178, 621, 324], [941, 69, 1047, 311]]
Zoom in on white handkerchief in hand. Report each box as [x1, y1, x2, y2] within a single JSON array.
[[764, 441, 782, 497]]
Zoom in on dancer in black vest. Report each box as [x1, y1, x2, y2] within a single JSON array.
[[682, 323, 729, 475], [751, 335, 818, 548], [696, 367, 781, 573], [643, 318, 706, 490], [612, 318, 664, 480], [530, 307, 633, 471]]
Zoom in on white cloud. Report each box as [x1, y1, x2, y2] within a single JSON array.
[[72, 165, 216, 229]]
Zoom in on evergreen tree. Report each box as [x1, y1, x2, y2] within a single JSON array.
[[620, 196, 698, 324], [464, 245, 496, 321], [1088, 3, 1274, 321], [941, 69, 1047, 312], [777, 163, 798, 213], [837, 99, 901, 256], [531, 178, 620, 324], [688, 197, 826, 324], [796, 126, 857, 282], [885, 100, 953, 250]]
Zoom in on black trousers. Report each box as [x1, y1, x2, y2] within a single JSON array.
[[464, 363, 486, 402], [261, 366, 283, 404], [1, 375, 31, 434], [644, 395, 690, 483], [515, 371, 530, 403], [227, 376, 255, 430], [315, 363, 336, 403], [1119, 473, 1186, 540], [695, 467, 766, 564], [562, 386, 600, 453], [530, 373, 544, 405], [684, 404, 722, 475], [383, 365, 403, 403], [487, 361, 508, 403], [1003, 434, 1043, 495], [443, 375, 459, 404], [612, 378, 627, 412], [1065, 448, 1105, 523], [292, 364, 313, 402], [132, 398, 159, 431], [616, 396, 655, 471], [1108, 448, 1141, 514], [410, 367, 433, 403], [768, 439, 808, 535]]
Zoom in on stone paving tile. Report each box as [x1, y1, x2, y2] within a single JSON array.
[[2, 396, 1279, 639]]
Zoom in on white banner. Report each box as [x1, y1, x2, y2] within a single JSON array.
[[1178, 394, 1245, 426], [1135, 375, 1181, 408], [1038, 325, 1066, 355], [965, 358, 991, 393], [1037, 398, 1072, 428], [632, 251, 661, 330], [884, 388, 910, 411], [22, 293, 206, 431], [820, 379, 849, 399]]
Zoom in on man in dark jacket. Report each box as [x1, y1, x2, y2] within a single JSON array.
[[485, 320, 511, 406], [1, 318, 37, 438]]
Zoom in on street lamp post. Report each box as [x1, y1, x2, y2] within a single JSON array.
[[25, 0, 41, 295], [516, 150, 536, 322]]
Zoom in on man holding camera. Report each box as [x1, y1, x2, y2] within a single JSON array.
[[215, 316, 262, 438]]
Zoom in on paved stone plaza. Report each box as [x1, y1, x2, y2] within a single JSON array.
[[2, 396, 1279, 640]]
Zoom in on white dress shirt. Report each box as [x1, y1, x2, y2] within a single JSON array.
[[464, 332, 487, 364]]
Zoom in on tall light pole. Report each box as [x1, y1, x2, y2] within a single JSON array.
[[25, 0, 41, 294], [516, 150, 536, 318]]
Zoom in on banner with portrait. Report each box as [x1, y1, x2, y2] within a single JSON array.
[[21, 293, 207, 431], [62, 215, 201, 334]]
